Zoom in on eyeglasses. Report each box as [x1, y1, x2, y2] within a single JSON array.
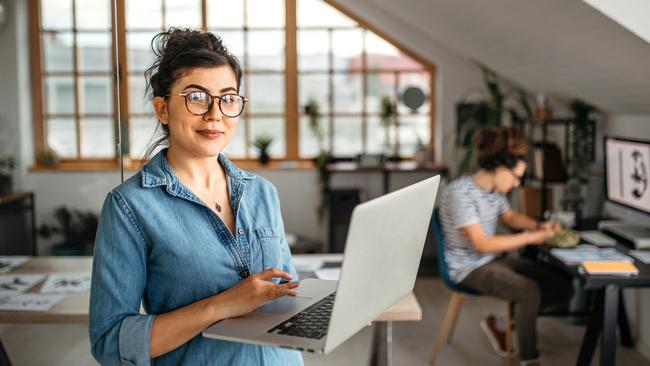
[[170, 91, 248, 118]]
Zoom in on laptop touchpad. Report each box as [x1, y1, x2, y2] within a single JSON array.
[[258, 296, 312, 315]]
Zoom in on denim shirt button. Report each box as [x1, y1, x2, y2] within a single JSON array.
[[237, 228, 244, 235], [240, 269, 250, 278]]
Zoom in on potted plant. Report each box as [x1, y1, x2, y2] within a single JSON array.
[[38, 206, 99, 256], [379, 95, 396, 157], [304, 98, 333, 220], [561, 99, 596, 221], [251, 134, 274, 165], [455, 65, 533, 176], [0, 156, 16, 195], [41, 147, 60, 166]]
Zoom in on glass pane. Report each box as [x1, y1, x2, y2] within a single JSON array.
[[47, 118, 77, 158], [297, 0, 356, 27], [126, 0, 162, 30], [41, 0, 72, 30], [366, 116, 388, 155], [77, 33, 112, 72], [79, 77, 113, 114], [127, 32, 157, 71], [247, 0, 284, 28], [129, 116, 160, 159], [367, 72, 397, 114], [299, 74, 329, 113], [248, 117, 286, 157], [76, 0, 111, 30], [80, 118, 114, 158], [366, 32, 421, 71], [332, 29, 362, 71], [366, 31, 399, 57], [298, 30, 328, 71], [45, 76, 75, 115], [300, 116, 329, 158], [42, 32, 73, 72], [398, 72, 430, 114], [166, 0, 201, 28], [222, 116, 247, 157], [398, 114, 430, 156], [332, 117, 361, 157], [216, 31, 244, 63], [247, 74, 284, 113], [128, 75, 152, 114], [333, 73, 362, 113], [207, 0, 244, 28], [248, 31, 284, 71]]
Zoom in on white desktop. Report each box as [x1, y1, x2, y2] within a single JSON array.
[[600, 136, 650, 249]]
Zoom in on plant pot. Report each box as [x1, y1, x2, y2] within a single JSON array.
[[0, 176, 12, 196], [259, 152, 270, 165]]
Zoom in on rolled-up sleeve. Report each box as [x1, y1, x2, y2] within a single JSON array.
[[89, 192, 155, 366]]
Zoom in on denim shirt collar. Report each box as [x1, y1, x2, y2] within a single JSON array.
[[141, 149, 255, 195]]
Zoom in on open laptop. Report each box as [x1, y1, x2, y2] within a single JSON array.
[[203, 176, 440, 354]]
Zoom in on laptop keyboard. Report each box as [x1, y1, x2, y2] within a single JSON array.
[[267, 292, 336, 340]]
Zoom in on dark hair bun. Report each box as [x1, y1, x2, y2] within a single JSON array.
[[475, 126, 528, 171]]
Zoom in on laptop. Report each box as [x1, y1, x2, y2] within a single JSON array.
[[203, 176, 440, 354]]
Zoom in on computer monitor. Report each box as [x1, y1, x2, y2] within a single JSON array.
[[604, 136, 650, 220]]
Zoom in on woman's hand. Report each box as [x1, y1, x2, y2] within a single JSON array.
[[213, 268, 300, 319]]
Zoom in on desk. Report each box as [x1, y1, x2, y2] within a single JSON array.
[[1, 256, 421, 366], [544, 245, 650, 366]]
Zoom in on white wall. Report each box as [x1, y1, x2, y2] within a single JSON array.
[[602, 113, 650, 360]]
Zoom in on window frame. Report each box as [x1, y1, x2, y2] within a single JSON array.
[[29, 0, 436, 169]]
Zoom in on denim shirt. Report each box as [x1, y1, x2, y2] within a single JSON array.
[[89, 149, 303, 366]]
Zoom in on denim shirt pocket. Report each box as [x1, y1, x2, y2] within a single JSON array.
[[254, 227, 284, 276]]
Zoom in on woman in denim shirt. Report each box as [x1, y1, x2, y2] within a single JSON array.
[[89, 28, 303, 366]]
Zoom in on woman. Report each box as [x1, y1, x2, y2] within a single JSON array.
[[438, 126, 573, 366], [89, 28, 302, 365]]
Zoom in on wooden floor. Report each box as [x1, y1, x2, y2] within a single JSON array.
[[1, 278, 648, 365]]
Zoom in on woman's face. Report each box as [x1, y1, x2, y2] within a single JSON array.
[[154, 66, 241, 159], [494, 160, 526, 193]]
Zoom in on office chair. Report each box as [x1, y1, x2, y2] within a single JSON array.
[[430, 209, 514, 365]]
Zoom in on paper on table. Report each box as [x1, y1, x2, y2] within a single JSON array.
[[0, 256, 31, 273], [40, 272, 91, 294], [629, 250, 650, 264], [314, 267, 341, 281], [0, 274, 46, 293], [551, 247, 632, 264], [0, 293, 64, 312], [292, 257, 324, 273]]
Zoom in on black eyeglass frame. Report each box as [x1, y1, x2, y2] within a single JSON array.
[[169, 92, 249, 118]]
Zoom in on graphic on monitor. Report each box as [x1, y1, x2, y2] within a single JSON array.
[[605, 137, 650, 215]]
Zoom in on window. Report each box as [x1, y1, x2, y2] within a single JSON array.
[[32, 0, 436, 168]]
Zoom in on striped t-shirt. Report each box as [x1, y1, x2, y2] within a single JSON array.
[[438, 175, 510, 283]]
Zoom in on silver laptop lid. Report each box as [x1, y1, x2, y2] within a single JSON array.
[[324, 176, 440, 353]]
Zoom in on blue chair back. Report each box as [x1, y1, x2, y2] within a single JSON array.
[[432, 208, 480, 295]]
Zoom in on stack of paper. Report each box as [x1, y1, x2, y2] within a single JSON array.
[[0, 274, 64, 312], [551, 247, 632, 264], [0, 256, 31, 273], [582, 261, 639, 276]]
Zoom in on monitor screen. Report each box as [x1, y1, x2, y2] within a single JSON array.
[[605, 137, 650, 215]]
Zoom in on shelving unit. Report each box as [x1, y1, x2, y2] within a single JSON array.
[[526, 118, 573, 219]]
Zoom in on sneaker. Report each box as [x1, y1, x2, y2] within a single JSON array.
[[480, 315, 514, 358]]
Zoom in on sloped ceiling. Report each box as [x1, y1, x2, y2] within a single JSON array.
[[336, 0, 650, 114]]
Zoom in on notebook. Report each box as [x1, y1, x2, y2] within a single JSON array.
[[582, 261, 639, 276]]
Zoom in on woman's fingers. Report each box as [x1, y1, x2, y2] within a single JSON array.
[[257, 268, 293, 281]]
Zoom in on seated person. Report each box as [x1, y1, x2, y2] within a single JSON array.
[[438, 126, 573, 366]]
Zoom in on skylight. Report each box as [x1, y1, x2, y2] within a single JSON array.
[[583, 0, 650, 43]]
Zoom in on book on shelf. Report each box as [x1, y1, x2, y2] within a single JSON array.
[[581, 261, 639, 276]]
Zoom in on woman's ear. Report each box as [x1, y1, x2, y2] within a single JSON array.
[[153, 96, 169, 125]]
